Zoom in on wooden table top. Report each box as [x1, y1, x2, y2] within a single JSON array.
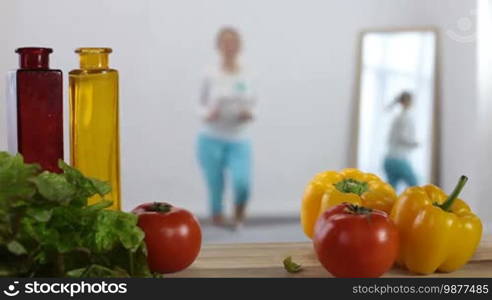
[[169, 234, 492, 278]]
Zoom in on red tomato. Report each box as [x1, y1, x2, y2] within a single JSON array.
[[313, 203, 399, 278], [132, 202, 202, 273]]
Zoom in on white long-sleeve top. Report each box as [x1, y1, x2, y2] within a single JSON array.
[[387, 110, 418, 159], [199, 66, 256, 140]]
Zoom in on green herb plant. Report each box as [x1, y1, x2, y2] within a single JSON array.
[[0, 152, 152, 277]]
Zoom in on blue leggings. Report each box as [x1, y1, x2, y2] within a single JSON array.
[[197, 134, 251, 216], [383, 156, 418, 189]]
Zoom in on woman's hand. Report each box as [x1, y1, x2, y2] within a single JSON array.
[[238, 110, 253, 121], [206, 109, 220, 122]]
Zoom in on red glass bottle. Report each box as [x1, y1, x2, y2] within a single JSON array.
[[6, 48, 63, 172]]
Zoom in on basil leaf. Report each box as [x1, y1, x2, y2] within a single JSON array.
[[7, 240, 27, 255], [283, 256, 303, 273], [31, 172, 75, 204]]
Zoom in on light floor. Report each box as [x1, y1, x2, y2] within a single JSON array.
[[200, 216, 309, 244]]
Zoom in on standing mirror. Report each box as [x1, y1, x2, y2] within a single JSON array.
[[354, 29, 439, 192]]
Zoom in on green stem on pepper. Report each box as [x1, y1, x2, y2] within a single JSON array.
[[436, 175, 468, 212], [334, 179, 369, 196]]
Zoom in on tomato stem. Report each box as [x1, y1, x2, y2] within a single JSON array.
[[437, 175, 468, 212], [344, 203, 373, 215], [149, 202, 172, 213]]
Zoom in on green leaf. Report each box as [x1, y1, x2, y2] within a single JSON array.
[[115, 214, 145, 252], [31, 172, 75, 203], [283, 256, 302, 273], [7, 240, 27, 255], [131, 245, 154, 277], [0, 152, 39, 203], [26, 207, 53, 222], [58, 160, 111, 199], [89, 178, 112, 196], [92, 210, 145, 253], [87, 200, 113, 211]]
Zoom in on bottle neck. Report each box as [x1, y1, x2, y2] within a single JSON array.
[[76, 48, 112, 70], [79, 53, 109, 70], [16, 47, 52, 69]]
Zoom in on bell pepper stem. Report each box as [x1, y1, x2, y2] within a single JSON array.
[[439, 175, 468, 212], [334, 179, 369, 196]]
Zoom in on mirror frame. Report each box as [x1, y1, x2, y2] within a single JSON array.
[[349, 27, 441, 186]]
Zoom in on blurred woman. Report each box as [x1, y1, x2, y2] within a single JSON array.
[[197, 27, 256, 228], [384, 91, 419, 189]]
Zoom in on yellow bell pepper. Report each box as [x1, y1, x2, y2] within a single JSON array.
[[390, 176, 482, 274], [300, 168, 397, 238]]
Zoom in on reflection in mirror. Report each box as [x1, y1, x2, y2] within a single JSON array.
[[356, 30, 438, 193]]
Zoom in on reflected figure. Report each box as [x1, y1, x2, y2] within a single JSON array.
[[384, 91, 419, 189], [356, 30, 437, 187], [197, 27, 256, 228]]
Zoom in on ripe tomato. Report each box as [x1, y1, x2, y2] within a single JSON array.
[[132, 202, 202, 273], [313, 203, 399, 278]]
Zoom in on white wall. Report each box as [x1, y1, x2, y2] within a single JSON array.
[[477, 0, 492, 233], [0, 0, 14, 153], [0, 0, 485, 224]]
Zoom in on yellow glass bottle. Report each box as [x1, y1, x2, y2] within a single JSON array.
[[69, 48, 121, 210]]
